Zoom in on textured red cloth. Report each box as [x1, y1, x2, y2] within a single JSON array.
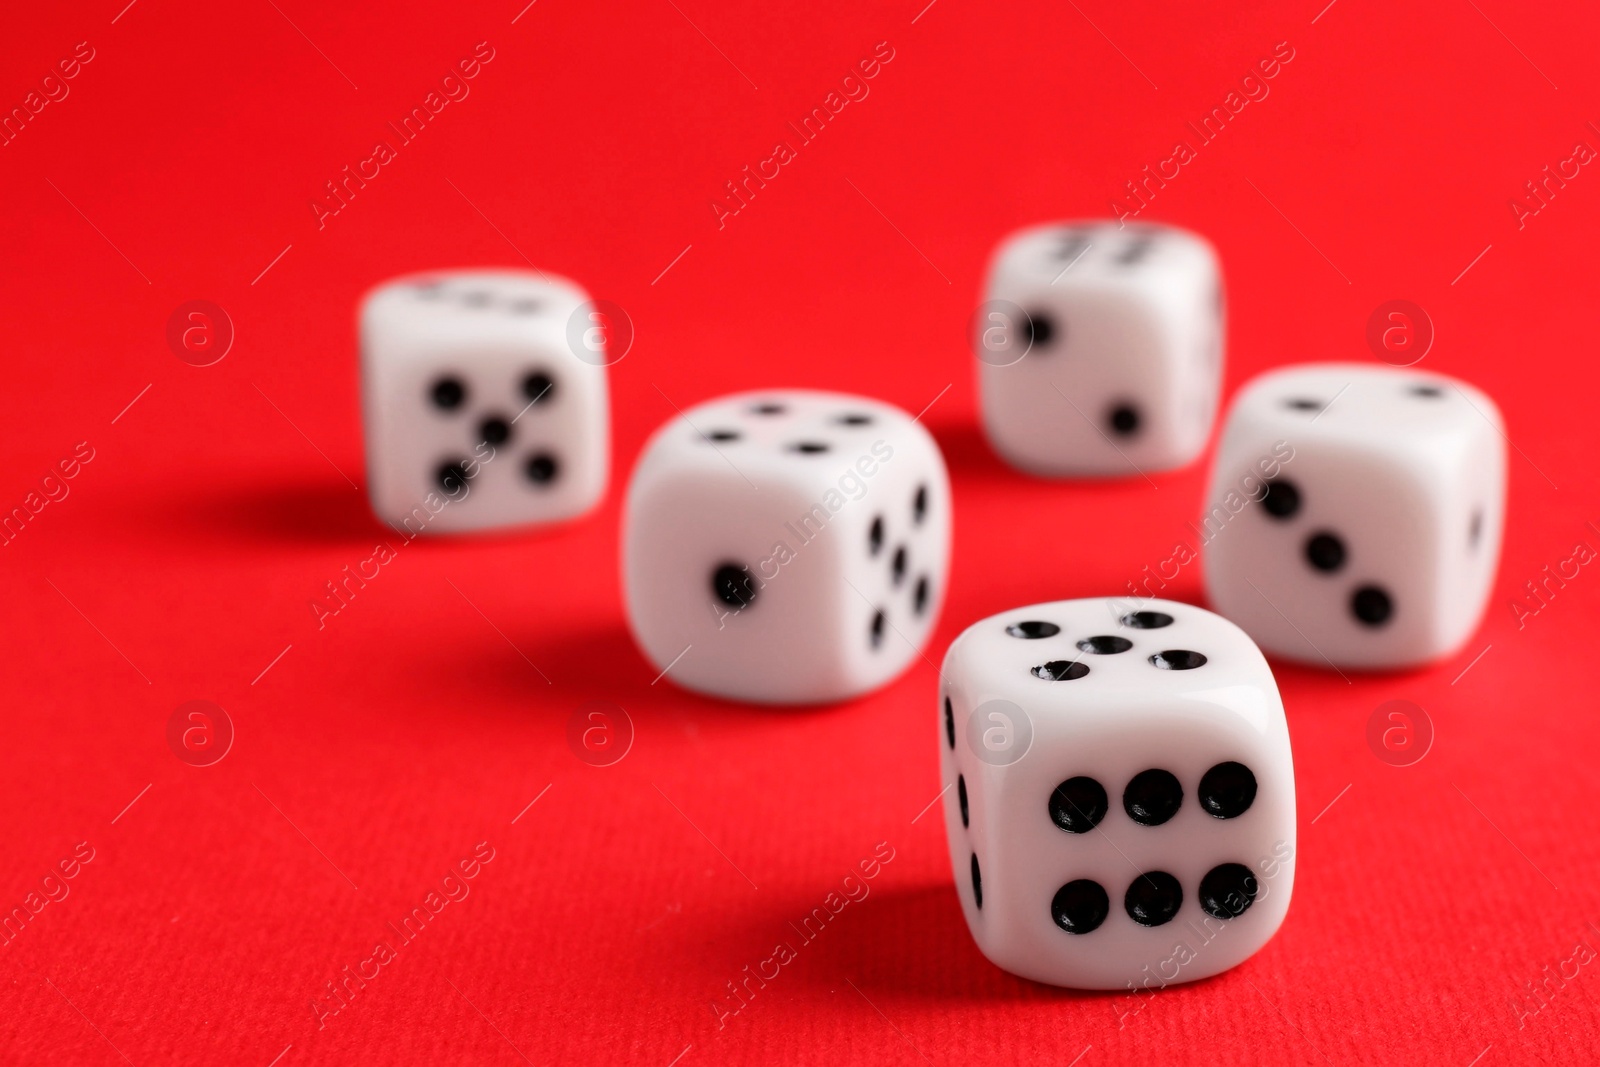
[[1, 1, 1596, 1063]]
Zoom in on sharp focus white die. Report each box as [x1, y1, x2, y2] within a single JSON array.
[[975, 220, 1223, 477], [623, 390, 950, 705], [1202, 363, 1506, 670], [939, 598, 1295, 990], [360, 269, 609, 535]]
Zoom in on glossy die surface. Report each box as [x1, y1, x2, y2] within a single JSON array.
[[976, 221, 1223, 477], [360, 269, 608, 535], [939, 598, 1295, 990], [624, 390, 950, 705], [1202, 363, 1506, 669]]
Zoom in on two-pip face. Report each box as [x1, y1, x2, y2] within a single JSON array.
[[977, 221, 1224, 477]]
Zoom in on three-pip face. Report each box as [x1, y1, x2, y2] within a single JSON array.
[[1202, 363, 1506, 669], [360, 269, 609, 535]]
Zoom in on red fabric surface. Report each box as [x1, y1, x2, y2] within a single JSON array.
[[2, 1, 1597, 1063]]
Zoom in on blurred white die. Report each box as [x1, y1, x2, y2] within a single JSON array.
[[623, 390, 950, 705], [1202, 363, 1506, 669], [939, 598, 1295, 990], [360, 269, 609, 534], [976, 221, 1223, 477]]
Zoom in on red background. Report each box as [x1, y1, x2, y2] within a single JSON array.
[[2, 0, 1597, 1063]]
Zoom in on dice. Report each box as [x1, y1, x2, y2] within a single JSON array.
[[623, 390, 950, 704], [359, 269, 609, 535], [1202, 363, 1506, 669], [939, 598, 1294, 990], [975, 220, 1223, 477]]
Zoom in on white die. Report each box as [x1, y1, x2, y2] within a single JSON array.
[[623, 390, 950, 705], [1201, 363, 1506, 670], [939, 598, 1295, 990], [976, 220, 1223, 477], [359, 269, 609, 535]]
